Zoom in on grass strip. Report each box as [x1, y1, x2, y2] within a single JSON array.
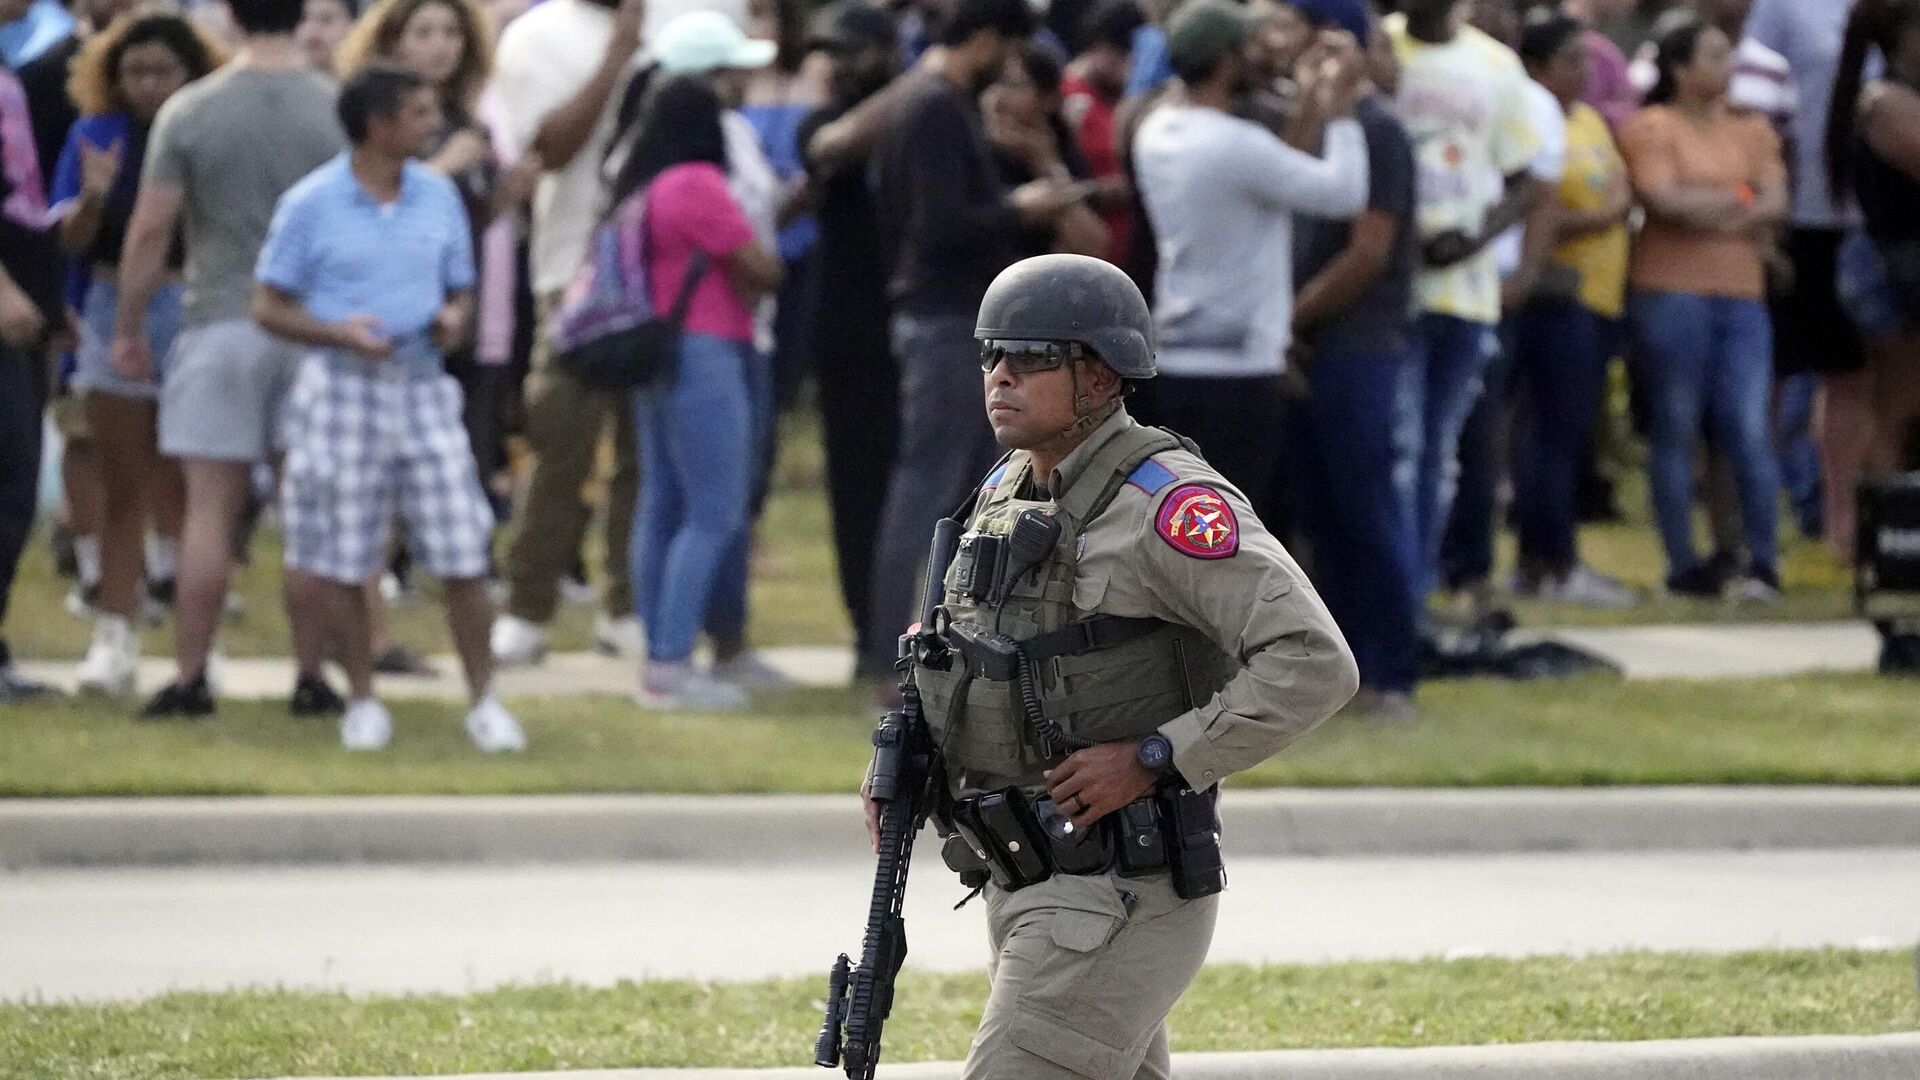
[[5, 674, 1919, 797], [3, 949, 1914, 1079]]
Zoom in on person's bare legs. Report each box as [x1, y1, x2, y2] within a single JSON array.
[[62, 435, 104, 593], [321, 575, 375, 701], [173, 459, 251, 682], [1817, 369, 1872, 562], [283, 565, 332, 683], [86, 394, 158, 620], [150, 454, 185, 542], [443, 576, 493, 704], [363, 576, 395, 655]]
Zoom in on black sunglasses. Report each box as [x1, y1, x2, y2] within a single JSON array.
[[979, 339, 1089, 375]]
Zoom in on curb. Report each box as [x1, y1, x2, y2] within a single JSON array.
[[275, 1033, 1920, 1079], [7, 787, 1920, 868]]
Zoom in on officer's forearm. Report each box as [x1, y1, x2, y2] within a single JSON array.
[[1158, 608, 1359, 787]]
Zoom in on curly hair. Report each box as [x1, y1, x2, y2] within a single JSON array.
[[67, 8, 224, 117], [335, 0, 495, 110]]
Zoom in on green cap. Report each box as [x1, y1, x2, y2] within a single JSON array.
[[1167, 0, 1260, 77]]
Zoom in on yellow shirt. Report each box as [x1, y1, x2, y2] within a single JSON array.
[[1551, 103, 1631, 318], [1386, 15, 1541, 324]]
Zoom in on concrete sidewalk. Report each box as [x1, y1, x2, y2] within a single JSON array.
[[6, 787, 1919, 869], [277, 1034, 1920, 1080], [13, 622, 1884, 699]]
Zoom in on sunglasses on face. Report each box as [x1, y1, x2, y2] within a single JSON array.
[[979, 339, 1089, 375]]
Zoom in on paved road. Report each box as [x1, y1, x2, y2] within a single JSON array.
[[5, 848, 1915, 1001]]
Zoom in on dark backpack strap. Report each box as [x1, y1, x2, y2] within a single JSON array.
[[663, 252, 708, 327]]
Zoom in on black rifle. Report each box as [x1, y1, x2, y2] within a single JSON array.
[[815, 517, 962, 1080]]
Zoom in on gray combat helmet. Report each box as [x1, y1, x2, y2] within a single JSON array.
[[975, 254, 1157, 379]]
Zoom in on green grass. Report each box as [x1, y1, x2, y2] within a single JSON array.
[[5, 673, 1919, 797], [3, 411, 1856, 668], [2, 949, 1913, 1079]]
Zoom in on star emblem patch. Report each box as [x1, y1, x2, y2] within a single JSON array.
[[1155, 485, 1239, 559]]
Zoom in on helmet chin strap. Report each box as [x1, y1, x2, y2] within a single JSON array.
[[1035, 360, 1122, 454]]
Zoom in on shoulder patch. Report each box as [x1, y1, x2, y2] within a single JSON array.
[[1154, 484, 1239, 560], [1125, 458, 1179, 497], [981, 462, 1009, 491]]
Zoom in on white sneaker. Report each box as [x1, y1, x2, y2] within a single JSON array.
[[635, 662, 750, 712], [490, 614, 549, 666], [76, 616, 138, 696], [1542, 565, 1637, 610], [711, 650, 797, 690], [340, 698, 394, 751], [1732, 575, 1783, 605], [560, 575, 599, 607], [465, 695, 527, 753], [593, 614, 645, 658]]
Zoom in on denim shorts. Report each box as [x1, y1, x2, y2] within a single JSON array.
[[71, 277, 184, 400], [1836, 230, 1914, 339]]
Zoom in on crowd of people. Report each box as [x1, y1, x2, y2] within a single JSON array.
[[0, 0, 1916, 738]]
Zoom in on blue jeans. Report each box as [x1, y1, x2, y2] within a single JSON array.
[[1511, 299, 1612, 576], [1628, 291, 1780, 575], [1403, 312, 1497, 597], [630, 332, 756, 663], [863, 310, 1001, 675], [1775, 371, 1822, 539], [1287, 341, 1423, 694], [701, 345, 773, 645]]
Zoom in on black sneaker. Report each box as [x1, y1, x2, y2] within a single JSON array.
[[0, 667, 53, 705], [1664, 564, 1724, 599], [140, 675, 215, 719], [1879, 633, 1920, 677], [373, 645, 438, 677], [290, 674, 346, 717], [1703, 549, 1741, 588]]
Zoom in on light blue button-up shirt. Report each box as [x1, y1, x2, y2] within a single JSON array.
[[256, 154, 474, 358]]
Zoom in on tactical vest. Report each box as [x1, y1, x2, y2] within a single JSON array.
[[916, 424, 1240, 790]]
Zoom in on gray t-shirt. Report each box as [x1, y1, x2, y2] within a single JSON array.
[[143, 66, 344, 327]]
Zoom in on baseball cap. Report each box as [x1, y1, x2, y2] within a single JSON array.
[[1167, 0, 1262, 76], [653, 10, 779, 73], [807, 0, 897, 51], [1287, 0, 1371, 43]]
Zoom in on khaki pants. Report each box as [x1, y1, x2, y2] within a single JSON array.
[[502, 301, 637, 623], [964, 870, 1217, 1080]]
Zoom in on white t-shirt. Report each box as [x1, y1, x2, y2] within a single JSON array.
[[490, 0, 632, 296], [1386, 16, 1541, 324], [1493, 78, 1568, 280]]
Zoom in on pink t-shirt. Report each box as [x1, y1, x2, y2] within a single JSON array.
[[643, 162, 756, 343]]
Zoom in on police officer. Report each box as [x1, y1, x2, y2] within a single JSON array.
[[864, 254, 1359, 1079]]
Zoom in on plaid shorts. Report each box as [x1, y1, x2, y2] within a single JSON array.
[[281, 349, 494, 584]]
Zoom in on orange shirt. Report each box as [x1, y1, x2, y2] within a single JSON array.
[[1618, 104, 1785, 300]]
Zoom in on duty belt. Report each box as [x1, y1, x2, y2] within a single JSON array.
[[940, 784, 1226, 901]]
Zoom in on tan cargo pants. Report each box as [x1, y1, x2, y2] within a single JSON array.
[[501, 301, 637, 623], [963, 869, 1217, 1079]]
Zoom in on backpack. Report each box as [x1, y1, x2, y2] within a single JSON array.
[[550, 190, 707, 391]]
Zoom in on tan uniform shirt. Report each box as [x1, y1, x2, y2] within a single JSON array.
[[1034, 409, 1359, 789]]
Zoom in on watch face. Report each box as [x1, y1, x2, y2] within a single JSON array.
[[1140, 737, 1171, 770]]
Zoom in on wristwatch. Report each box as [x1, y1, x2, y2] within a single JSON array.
[[1136, 733, 1174, 775]]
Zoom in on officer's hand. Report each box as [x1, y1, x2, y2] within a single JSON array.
[[1045, 740, 1158, 830], [861, 777, 881, 854]]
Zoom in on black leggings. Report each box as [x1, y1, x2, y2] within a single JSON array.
[[0, 341, 46, 656]]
